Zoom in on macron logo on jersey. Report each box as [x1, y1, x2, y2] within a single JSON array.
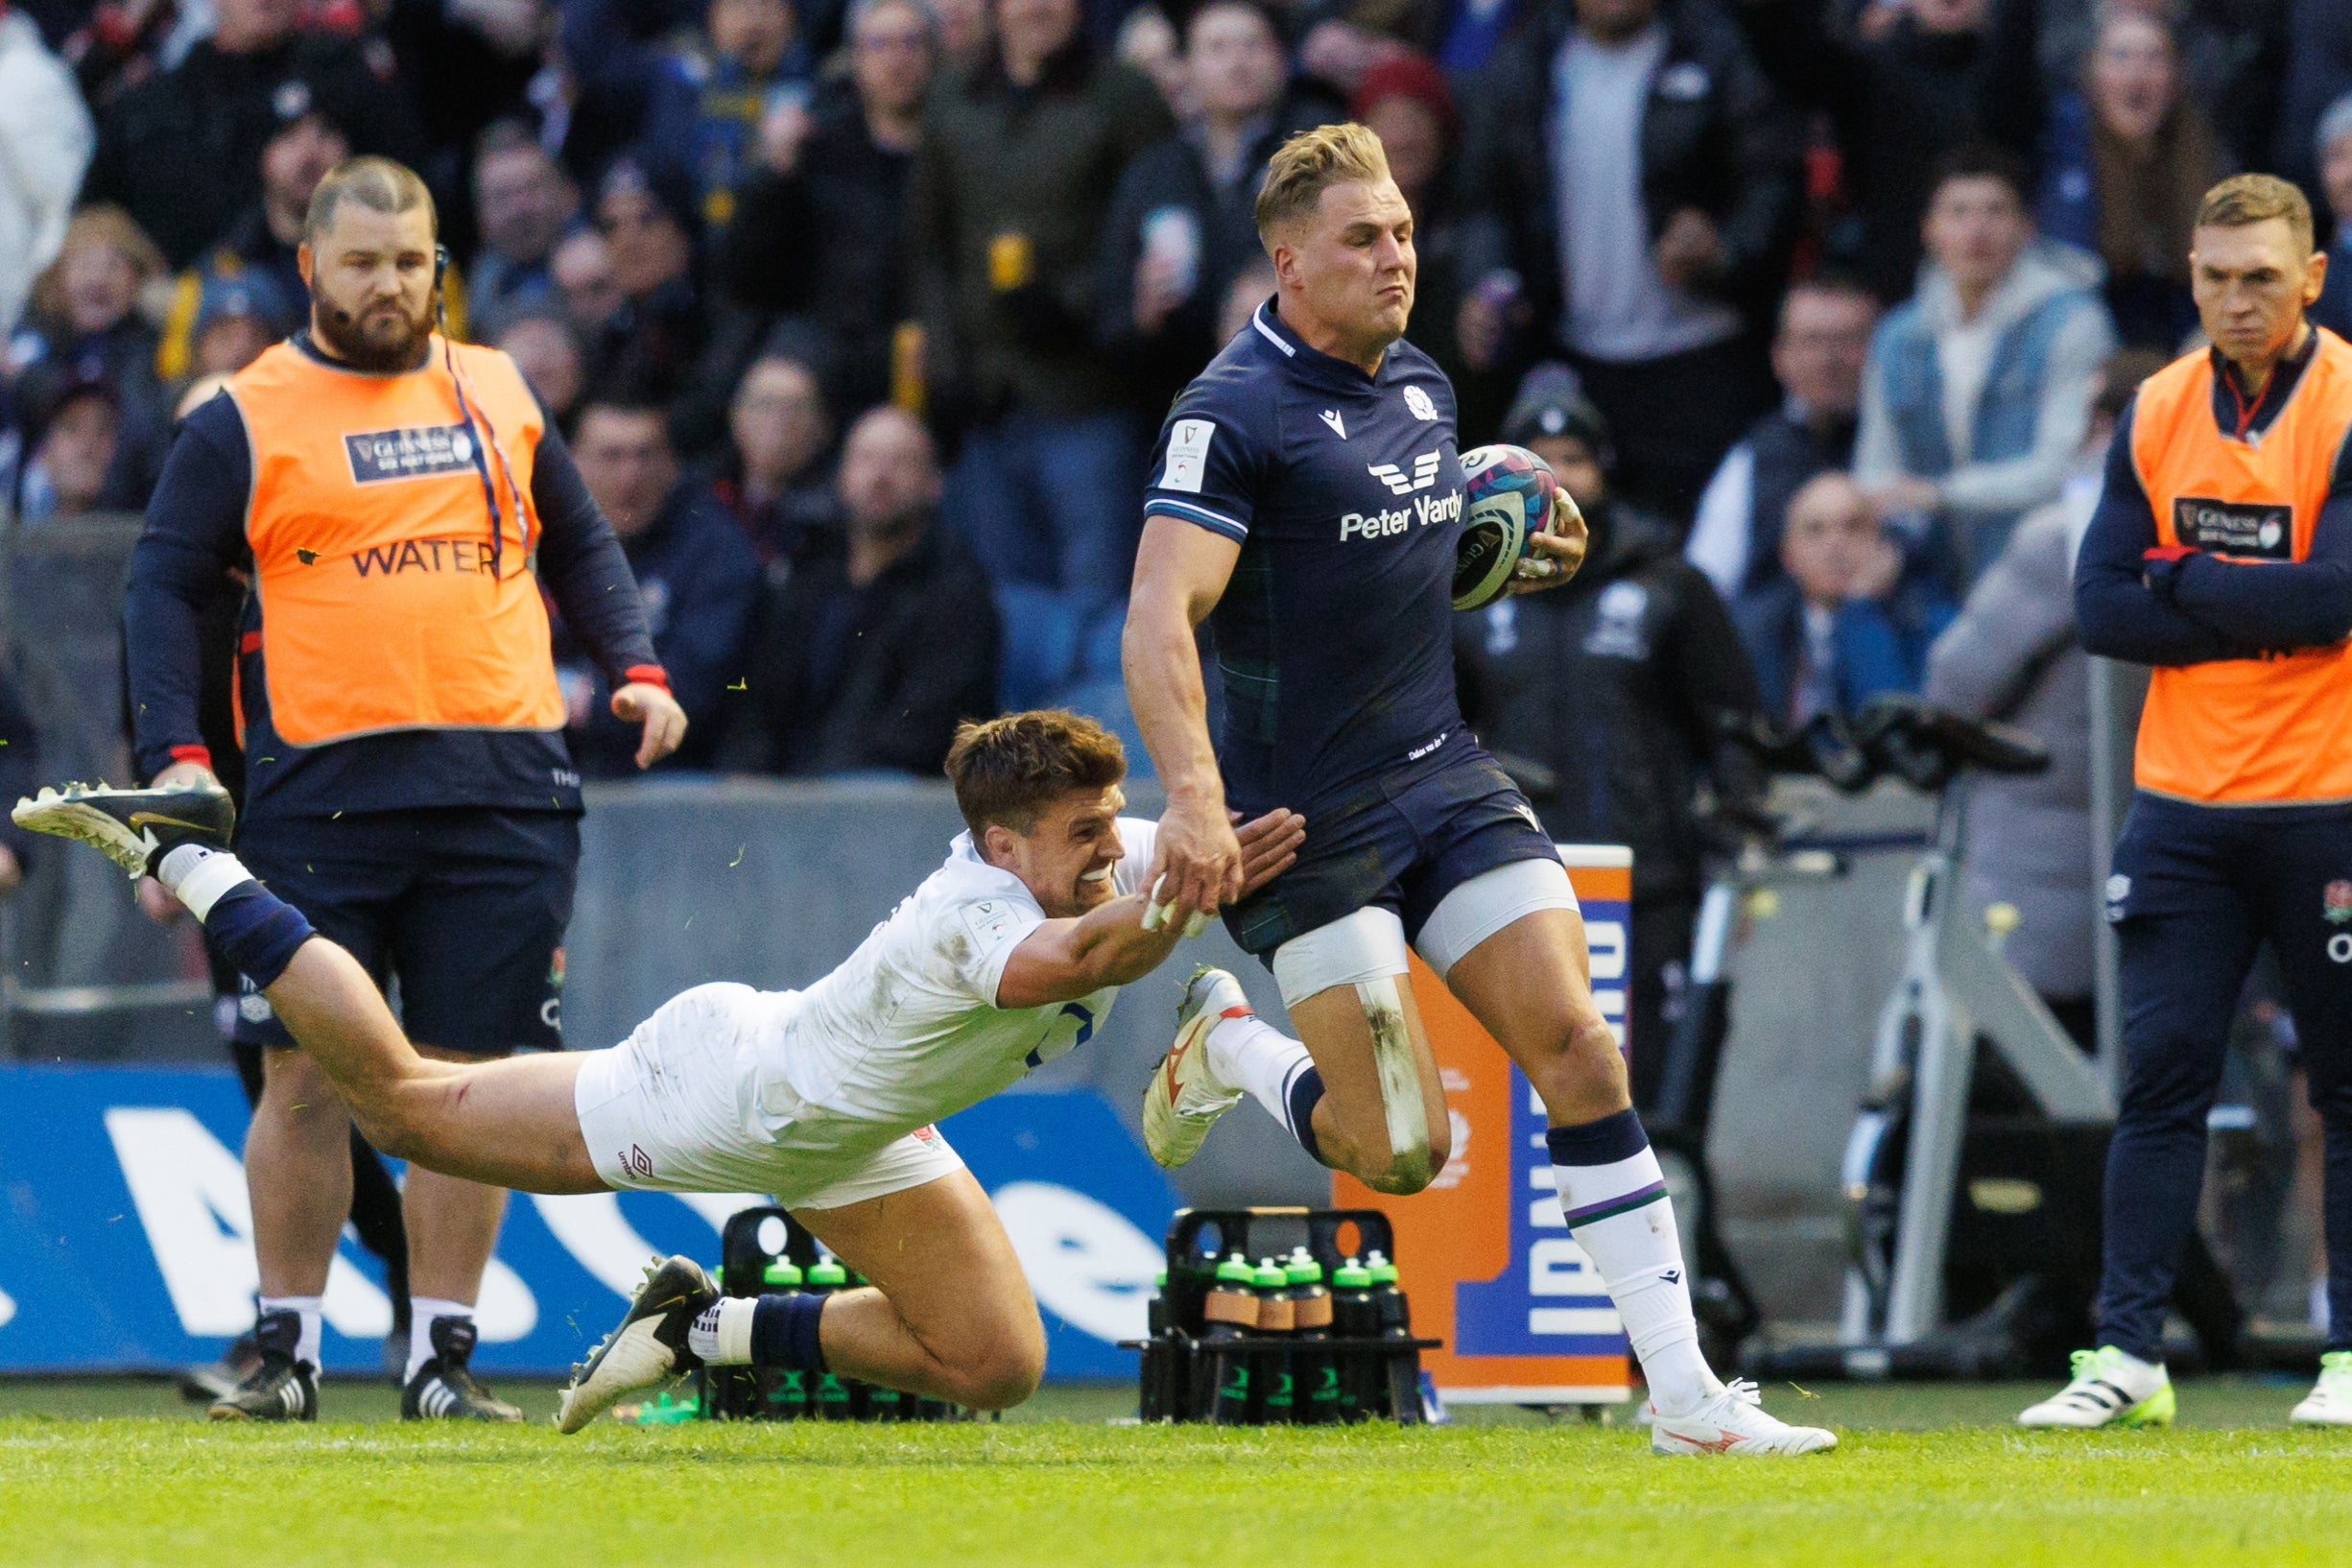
[[1368, 452, 1443, 495], [1160, 419, 1216, 493], [1319, 410, 1347, 440]]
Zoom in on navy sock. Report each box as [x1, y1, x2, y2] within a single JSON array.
[[749, 1292, 828, 1373], [1545, 1106, 1650, 1167], [1284, 1064, 1326, 1164], [204, 881, 317, 990]]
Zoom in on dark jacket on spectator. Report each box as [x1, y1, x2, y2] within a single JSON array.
[[1457, 0, 1801, 350], [2316, 231, 2352, 344], [1095, 96, 1330, 405], [1455, 503, 1766, 904], [1734, 0, 2040, 304], [908, 36, 1173, 421], [1688, 401, 1858, 602], [720, 518, 999, 777], [722, 98, 915, 416], [558, 478, 761, 774], [1735, 571, 1958, 725], [708, 449, 838, 565], [81, 33, 430, 267]]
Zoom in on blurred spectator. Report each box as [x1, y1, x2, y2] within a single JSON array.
[[582, 156, 706, 402], [2034, 10, 2221, 352], [0, 8, 92, 335], [1294, 6, 1418, 99], [15, 362, 131, 521], [1920, 349, 2160, 1043], [711, 353, 835, 561], [722, 0, 934, 417], [642, 0, 812, 232], [552, 226, 626, 342], [467, 120, 581, 340], [1115, 3, 1188, 116], [156, 98, 350, 379], [2277, 0, 2352, 225], [2313, 94, 2352, 343], [1098, 0, 1317, 405], [184, 268, 299, 378], [0, 660, 36, 892], [1854, 148, 2114, 585], [1736, 470, 1956, 723], [496, 312, 586, 429], [1735, 0, 2039, 306], [2029, 2, 2283, 177], [1458, 0, 1801, 522], [1454, 368, 1767, 1107], [909, 0, 1173, 699], [720, 405, 999, 775], [381, 0, 549, 198], [80, 0, 429, 268], [15, 205, 171, 470], [1354, 52, 1486, 432], [560, 394, 761, 772], [1687, 275, 1879, 603], [931, 0, 992, 73]]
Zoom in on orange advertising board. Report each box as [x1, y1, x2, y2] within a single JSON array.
[[1335, 846, 1634, 1405]]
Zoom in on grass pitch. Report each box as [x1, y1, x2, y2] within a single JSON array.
[[2, 1379, 2346, 1567]]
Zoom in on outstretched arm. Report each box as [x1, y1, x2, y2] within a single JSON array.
[[1122, 515, 1246, 925], [995, 806, 1303, 1009]]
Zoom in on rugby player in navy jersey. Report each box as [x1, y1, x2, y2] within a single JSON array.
[[1123, 124, 1832, 1454]]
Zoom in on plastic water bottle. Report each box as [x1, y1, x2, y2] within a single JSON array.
[[1200, 1252, 1257, 1423], [1253, 1257, 1295, 1423], [1367, 1250, 1414, 1422], [760, 1258, 805, 1420], [1329, 1257, 1378, 1422], [1284, 1247, 1338, 1425]]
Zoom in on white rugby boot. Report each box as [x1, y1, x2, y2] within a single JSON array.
[[1650, 1379, 1837, 1456], [1140, 967, 1249, 1169], [557, 1256, 716, 1434], [2017, 1345, 2174, 1428], [2292, 1350, 2352, 1425]]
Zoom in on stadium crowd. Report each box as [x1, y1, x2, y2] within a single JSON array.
[[0, 0, 2346, 1031]]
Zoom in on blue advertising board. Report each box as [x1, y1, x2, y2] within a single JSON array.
[[0, 1065, 1175, 1381]]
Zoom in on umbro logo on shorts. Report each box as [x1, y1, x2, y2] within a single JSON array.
[[627, 1144, 653, 1177]]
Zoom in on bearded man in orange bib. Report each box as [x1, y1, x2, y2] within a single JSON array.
[[125, 157, 685, 1423], [2024, 175, 2352, 1429]]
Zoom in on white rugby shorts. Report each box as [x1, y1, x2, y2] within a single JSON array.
[[572, 982, 965, 1210]]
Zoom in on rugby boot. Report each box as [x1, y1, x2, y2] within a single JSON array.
[[402, 1316, 524, 1421], [206, 1309, 318, 1422], [1650, 1379, 1838, 1455], [2292, 1350, 2352, 1425], [12, 779, 234, 880], [1141, 967, 1249, 1168], [557, 1256, 717, 1434], [2016, 1345, 2174, 1428]]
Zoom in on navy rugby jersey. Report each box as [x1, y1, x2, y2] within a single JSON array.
[[1144, 300, 1469, 817]]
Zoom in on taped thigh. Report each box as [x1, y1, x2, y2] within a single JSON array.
[[1414, 857, 1579, 983], [1271, 908, 1430, 1177], [1271, 906, 1410, 1010]]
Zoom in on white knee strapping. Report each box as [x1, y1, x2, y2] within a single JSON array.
[[1271, 910, 1430, 1176], [1414, 857, 1580, 982], [1271, 906, 1410, 1010]]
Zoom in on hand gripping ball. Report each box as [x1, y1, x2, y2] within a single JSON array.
[[1452, 443, 1558, 611]]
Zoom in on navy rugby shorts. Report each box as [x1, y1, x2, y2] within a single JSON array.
[[1224, 742, 1558, 960], [229, 807, 579, 1056]]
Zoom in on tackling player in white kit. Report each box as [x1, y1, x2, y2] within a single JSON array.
[[14, 710, 1302, 1427]]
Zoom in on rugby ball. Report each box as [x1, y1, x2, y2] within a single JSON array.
[[1452, 443, 1557, 611]]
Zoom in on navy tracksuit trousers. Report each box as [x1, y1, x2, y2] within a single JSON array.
[[2100, 791, 2352, 1359]]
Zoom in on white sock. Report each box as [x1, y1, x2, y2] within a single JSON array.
[[408, 1297, 473, 1381], [259, 1295, 323, 1369], [157, 844, 255, 920], [687, 1296, 758, 1365], [1204, 1011, 1313, 1128], [1551, 1148, 1717, 1417]]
